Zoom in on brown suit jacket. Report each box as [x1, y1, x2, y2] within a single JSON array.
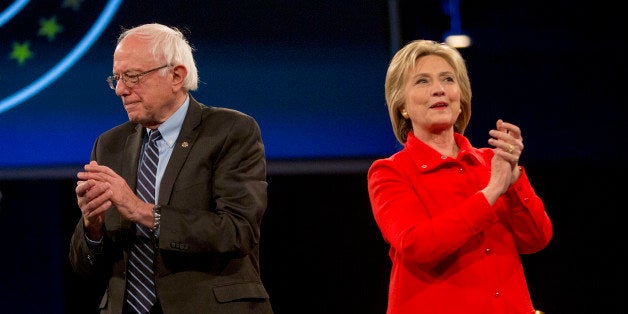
[[69, 96, 273, 313]]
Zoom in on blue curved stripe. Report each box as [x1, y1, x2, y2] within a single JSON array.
[[0, 0, 123, 114], [0, 0, 30, 28]]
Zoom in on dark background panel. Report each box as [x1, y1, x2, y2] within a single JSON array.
[[0, 164, 626, 313]]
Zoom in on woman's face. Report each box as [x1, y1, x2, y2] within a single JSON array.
[[402, 55, 461, 135]]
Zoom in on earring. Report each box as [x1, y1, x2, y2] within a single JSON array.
[[401, 109, 409, 119]]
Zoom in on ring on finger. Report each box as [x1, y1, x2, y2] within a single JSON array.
[[508, 145, 514, 153]]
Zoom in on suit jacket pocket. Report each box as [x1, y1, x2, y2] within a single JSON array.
[[212, 282, 269, 303]]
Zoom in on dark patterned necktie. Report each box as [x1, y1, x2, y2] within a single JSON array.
[[127, 129, 161, 313]]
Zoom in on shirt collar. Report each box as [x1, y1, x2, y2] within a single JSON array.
[[147, 95, 189, 148], [405, 132, 484, 172]]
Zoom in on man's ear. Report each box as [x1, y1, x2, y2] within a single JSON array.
[[171, 64, 188, 91]]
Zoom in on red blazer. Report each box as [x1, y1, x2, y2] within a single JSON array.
[[368, 132, 552, 314]]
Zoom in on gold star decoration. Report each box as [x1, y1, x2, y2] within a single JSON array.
[[62, 0, 84, 12], [38, 16, 64, 41], [10, 41, 34, 65]]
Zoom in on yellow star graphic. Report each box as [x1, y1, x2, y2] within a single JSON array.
[[38, 16, 64, 41], [62, 0, 84, 12], [10, 41, 34, 65]]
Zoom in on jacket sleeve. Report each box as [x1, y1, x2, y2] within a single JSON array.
[[497, 166, 553, 254], [68, 217, 111, 281]]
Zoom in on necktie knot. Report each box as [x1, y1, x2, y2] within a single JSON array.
[[148, 129, 162, 142]]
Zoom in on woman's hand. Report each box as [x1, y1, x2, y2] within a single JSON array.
[[489, 119, 523, 184], [482, 119, 525, 204]]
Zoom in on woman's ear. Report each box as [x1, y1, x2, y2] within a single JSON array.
[[401, 109, 409, 119]]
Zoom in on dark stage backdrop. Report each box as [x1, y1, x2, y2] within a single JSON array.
[[0, 166, 625, 314], [0, 0, 626, 313], [2, 0, 624, 174]]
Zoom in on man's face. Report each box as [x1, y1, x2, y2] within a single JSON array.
[[111, 34, 175, 128]]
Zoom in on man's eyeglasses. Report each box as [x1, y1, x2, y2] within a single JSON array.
[[106, 64, 170, 90]]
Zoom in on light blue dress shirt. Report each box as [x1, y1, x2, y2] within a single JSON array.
[[144, 95, 189, 204]]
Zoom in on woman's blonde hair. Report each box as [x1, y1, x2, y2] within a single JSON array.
[[384, 40, 472, 144]]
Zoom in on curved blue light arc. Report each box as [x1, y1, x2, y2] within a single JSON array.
[[0, 0, 29, 28], [0, 0, 123, 114]]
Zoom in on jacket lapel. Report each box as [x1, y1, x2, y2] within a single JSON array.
[[158, 96, 203, 204]]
